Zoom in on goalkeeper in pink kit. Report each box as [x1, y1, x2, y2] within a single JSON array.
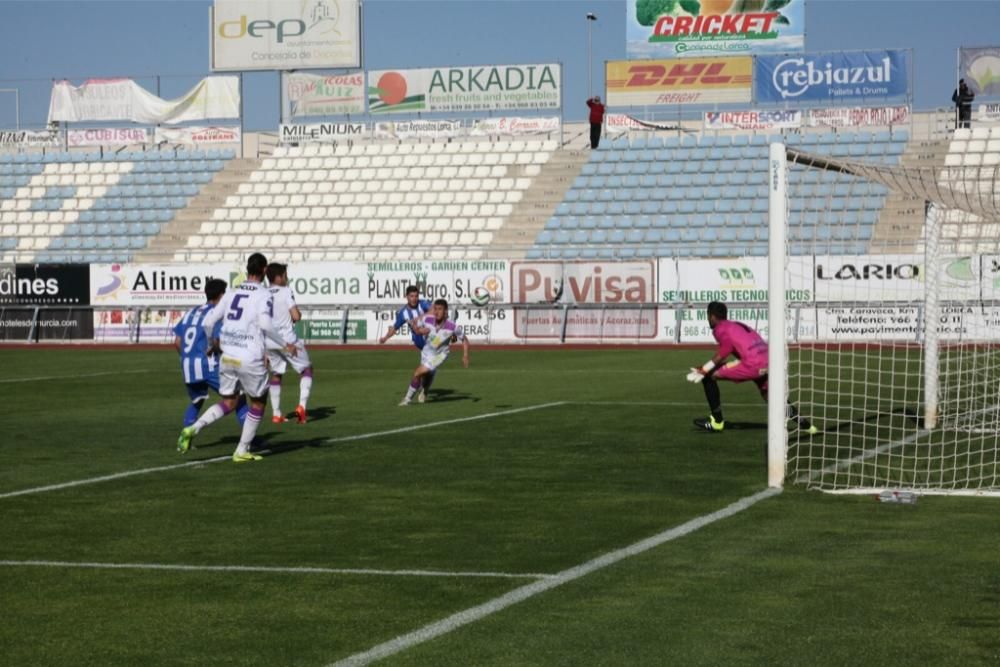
[[689, 302, 817, 434]]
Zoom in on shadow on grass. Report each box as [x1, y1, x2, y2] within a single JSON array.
[[425, 388, 480, 404]]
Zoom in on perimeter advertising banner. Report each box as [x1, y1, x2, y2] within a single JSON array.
[[805, 105, 910, 128], [154, 125, 242, 145], [704, 109, 801, 130], [606, 57, 752, 107], [755, 49, 909, 104], [367, 64, 561, 114], [0, 264, 93, 340], [279, 122, 367, 143], [510, 261, 658, 339], [286, 71, 365, 117], [211, 0, 361, 71], [959, 47, 1000, 97], [0, 129, 61, 148], [657, 257, 813, 342], [68, 127, 151, 147], [627, 0, 805, 59]]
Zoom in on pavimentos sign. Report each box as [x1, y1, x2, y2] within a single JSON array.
[[211, 0, 360, 71], [755, 49, 909, 103]]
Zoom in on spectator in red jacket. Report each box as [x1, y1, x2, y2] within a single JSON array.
[[587, 96, 605, 149]]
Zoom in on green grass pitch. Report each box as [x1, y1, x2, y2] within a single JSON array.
[[0, 347, 998, 665]]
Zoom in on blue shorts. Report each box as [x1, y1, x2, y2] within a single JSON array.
[[185, 376, 220, 403]]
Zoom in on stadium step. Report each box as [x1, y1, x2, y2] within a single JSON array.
[[135, 157, 261, 260], [488, 147, 590, 258]]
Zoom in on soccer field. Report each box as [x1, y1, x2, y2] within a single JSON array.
[[1, 347, 998, 666]]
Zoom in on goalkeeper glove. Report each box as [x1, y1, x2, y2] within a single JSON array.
[[686, 369, 704, 383]]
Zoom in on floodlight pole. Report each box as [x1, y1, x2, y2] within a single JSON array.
[[586, 13, 597, 99]]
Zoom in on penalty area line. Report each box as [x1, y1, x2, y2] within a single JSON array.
[[328, 487, 782, 667], [0, 560, 553, 581], [0, 402, 567, 501]]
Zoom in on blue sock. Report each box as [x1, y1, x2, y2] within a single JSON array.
[[235, 397, 249, 427], [183, 400, 204, 427]]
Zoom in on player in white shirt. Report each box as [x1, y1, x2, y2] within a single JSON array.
[[265, 263, 314, 424], [176, 253, 298, 463], [399, 299, 470, 406]]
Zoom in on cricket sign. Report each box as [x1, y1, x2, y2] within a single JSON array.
[[627, 0, 805, 59], [367, 64, 560, 114], [605, 57, 752, 107]]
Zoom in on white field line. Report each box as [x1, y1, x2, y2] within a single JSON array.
[[575, 401, 761, 407], [329, 487, 782, 667], [795, 429, 928, 485], [0, 560, 553, 580], [0, 402, 567, 500], [0, 369, 150, 384]]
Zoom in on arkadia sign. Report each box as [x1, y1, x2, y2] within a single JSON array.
[[755, 49, 909, 103]]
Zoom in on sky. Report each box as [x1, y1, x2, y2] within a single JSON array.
[[0, 0, 998, 130]]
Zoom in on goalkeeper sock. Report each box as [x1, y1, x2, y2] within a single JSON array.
[[702, 377, 723, 422]]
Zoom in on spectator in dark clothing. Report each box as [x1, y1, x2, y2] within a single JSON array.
[[953, 79, 975, 129], [587, 96, 605, 149]]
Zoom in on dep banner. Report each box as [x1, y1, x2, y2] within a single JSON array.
[[606, 57, 752, 107], [367, 64, 561, 114], [627, 0, 805, 59], [959, 47, 1000, 97], [755, 49, 909, 104], [211, 0, 361, 71]]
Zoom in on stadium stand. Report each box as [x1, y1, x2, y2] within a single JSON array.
[[0, 149, 234, 264], [931, 125, 1000, 254], [175, 140, 558, 262], [529, 129, 910, 259]]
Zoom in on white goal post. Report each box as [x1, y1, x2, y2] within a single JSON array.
[[767, 140, 1000, 496]]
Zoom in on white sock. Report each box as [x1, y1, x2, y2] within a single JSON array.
[[299, 375, 312, 410], [405, 385, 418, 400], [192, 404, 226, 434], [235, 407, 264, 456], [269, 382, 281, 417]]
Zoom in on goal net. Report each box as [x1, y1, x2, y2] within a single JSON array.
[[768, 140, 1000, 496]]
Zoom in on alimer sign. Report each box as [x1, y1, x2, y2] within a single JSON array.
[[755, 49, 909, 103], [606, 57, 752, 107], [366, 64, 560, 114], [627, 0, 805, 59]]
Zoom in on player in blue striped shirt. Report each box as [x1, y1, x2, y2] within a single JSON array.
[[378, 285, 437, 402], [173, 279, 248, 427]]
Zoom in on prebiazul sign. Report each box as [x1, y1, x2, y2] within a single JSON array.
[[755, 49, 909, 104]]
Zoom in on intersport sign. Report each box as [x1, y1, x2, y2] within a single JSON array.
[[755, 49, 909, 103]]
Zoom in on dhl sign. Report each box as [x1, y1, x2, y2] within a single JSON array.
[[605, 57, 752, 107]]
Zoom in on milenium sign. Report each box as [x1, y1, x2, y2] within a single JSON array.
[[755, 49, 909, 103], [211, 0, 360, 71]]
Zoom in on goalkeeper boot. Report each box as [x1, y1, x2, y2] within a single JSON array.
[[177, 426, 196, 454], [693, 415, 725, 432]]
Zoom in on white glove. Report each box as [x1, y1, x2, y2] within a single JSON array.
[[686, 369, 704, 383]]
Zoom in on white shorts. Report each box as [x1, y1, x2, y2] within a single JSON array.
[[267, 342, 312, 375], [420, 346, 450, 371], [219, 355, 269, 399]]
